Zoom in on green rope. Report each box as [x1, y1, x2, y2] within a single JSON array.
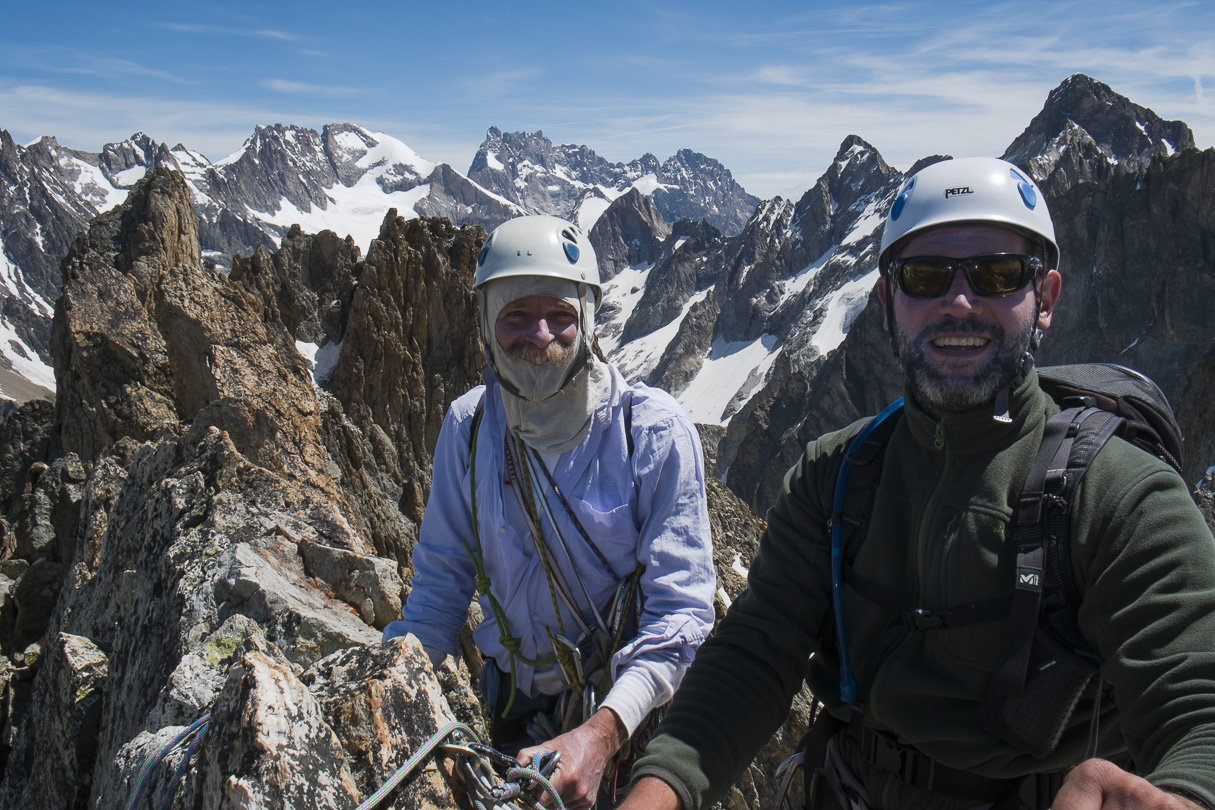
[[464, 409, 554, 717]]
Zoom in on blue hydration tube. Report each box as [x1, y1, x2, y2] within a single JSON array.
[[831, 397, 903, 703]]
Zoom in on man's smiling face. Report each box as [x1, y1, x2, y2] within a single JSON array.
[[878, 225, 1061, 417]]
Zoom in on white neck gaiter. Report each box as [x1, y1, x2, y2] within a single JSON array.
[[481, 277, 610, 454]]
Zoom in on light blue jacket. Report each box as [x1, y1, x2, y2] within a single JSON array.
[[383, 365, 716, 732]]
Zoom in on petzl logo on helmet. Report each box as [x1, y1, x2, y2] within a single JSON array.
[[890, 176, 916, 221], [563, 243, 580, 264], [1010, 167, 1037, 210], [944, 186, 974, 199]]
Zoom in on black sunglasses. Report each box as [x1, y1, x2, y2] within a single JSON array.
[[888, 253, 1044, 298]]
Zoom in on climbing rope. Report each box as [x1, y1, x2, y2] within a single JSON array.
[[123, 715, 559, 810], [357, 721, 565, 810], [463, 410, 557, 717], [123, 713, 211, 810], [772, 751, 805, 810]]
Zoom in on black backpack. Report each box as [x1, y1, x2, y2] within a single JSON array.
[[829, 363, 1184, 759]]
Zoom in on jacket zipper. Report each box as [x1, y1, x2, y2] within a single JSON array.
[[915, 422, 949, 605], [869, 421, 951, 732]]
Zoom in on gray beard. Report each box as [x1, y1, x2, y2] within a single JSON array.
[[496, 340, 579, 401], [502, 340, 577, 368], [896, 316, 1033, 416]]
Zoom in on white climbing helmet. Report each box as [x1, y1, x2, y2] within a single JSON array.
[[474, 215, 601, 306], [878, 157, 1059, 271]]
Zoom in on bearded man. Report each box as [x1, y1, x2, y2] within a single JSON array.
[[618, 158, 1215, 810], [383, 215, 716, 810]]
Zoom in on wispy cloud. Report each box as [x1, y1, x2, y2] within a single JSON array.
[[1, 45, 195, 85], [751, 66, 807, 87], [261, 79, 360, 97], [2, 0, 1212, 202], [0, 85, 314, 160], [456, 67, 545, 100], [159, 23, 297, 41]]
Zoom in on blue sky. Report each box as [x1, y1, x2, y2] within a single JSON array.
[[2, 0, 1212, 199]]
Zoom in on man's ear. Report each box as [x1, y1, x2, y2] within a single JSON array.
[[1036, 269, 1062, 330]]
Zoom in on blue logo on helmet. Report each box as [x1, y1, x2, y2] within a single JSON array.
[[891, 176, 916, 221], [564, 243, 580, 264], [1011, 167, 1037, 210]]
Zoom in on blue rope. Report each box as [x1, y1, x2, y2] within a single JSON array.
[[124, 713, 210, 810]]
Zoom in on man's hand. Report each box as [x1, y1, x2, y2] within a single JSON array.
[[517, 708, 626, 810], [1053, 759, 1207, 809]]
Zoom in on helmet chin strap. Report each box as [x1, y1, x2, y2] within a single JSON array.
[[884, 274, 901, 358], [994, 282, 1045, 424]]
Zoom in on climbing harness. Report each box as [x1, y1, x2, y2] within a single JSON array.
[[124, 713, 211, 810], [461, 399, 643, 727]]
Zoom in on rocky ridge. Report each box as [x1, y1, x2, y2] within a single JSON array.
[[0, 167, 804, 809]]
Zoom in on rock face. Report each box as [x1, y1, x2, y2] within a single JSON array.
[[0, 166, 471, 808], [0, 166, 796, 809], [1004, 73, 1194, 197], [588, 188, 673, 280]]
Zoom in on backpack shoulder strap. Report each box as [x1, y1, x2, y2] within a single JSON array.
[[993, 405, 1124, 696], [830, 398, 904, 702]]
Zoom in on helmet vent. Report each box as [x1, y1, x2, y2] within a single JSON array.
[[891, 176, 916, 221], [1011, 167, 1037, 210], [564, 243, 580, 264]]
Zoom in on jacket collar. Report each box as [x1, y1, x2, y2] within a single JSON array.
[[902, 368, 1050, 456]]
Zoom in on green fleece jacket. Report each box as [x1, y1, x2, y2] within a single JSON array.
[[633, 370, 1215, 810]]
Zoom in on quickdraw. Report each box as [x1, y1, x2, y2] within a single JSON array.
[[359, 721, 564, 810], [442, 734, 565, 810]]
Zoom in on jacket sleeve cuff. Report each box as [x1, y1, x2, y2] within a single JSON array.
[[629, 765, 694, 810], [1155, 780, 1215, 810], [600, 667, 660, 737]]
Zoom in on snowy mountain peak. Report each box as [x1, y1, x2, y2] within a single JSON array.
[[99, 133, 170, 189], [1004, 73, 1193, 188], [825, 135, 890, 192], [468, 128, 757, 236]]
